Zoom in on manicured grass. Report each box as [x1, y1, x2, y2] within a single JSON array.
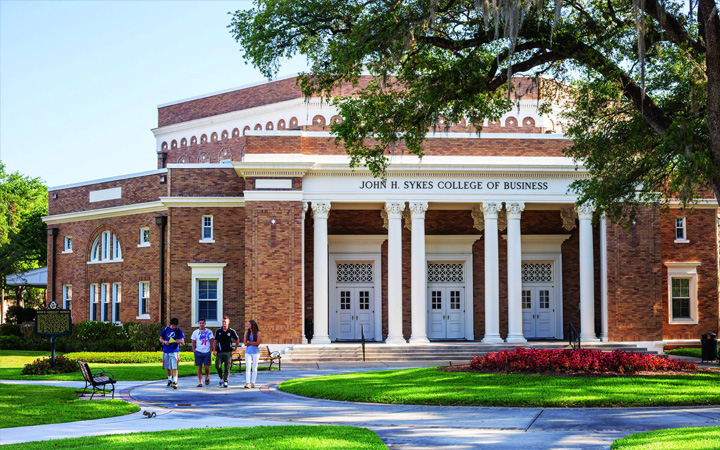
[[0, 383, 139, 428], [279, 367, 720, 407], [666, 348, 702, 358], [612, 426, 720, 449], [0, 350, 196, 381], [0, 350, 273, 381], [0, 425, 387, 449]]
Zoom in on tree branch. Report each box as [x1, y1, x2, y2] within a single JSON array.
[[636, 0, 706, 54]]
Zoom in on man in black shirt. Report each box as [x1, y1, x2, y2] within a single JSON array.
[[213, 316, 240, 388]]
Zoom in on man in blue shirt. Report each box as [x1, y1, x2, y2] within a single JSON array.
[[159, 318, 185, 389]]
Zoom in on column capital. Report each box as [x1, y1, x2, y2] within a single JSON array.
[[408, 201, 428, 219], [576, 203, 594, 220], [505, 202, 525, 220], [302, 201, 309, 215], [385, 201, 406, 219], [482, 201, 503, 219], [311, 201, 331, 220]]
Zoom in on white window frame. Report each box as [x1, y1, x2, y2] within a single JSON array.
[[88, 232, 123, 264], [200, 215, 215, 243], [62, 285, 72, 310], [100, 283, 110, 322], [138, 228, 150, 247], [674, 217, 690, 243], [188, 263, 226, 327], [665, 262, 701, 324], [62, 237, 73, 254], [112, 282, 121, 324], [137, 281, 150, 319], [89, 283, 98, 321]]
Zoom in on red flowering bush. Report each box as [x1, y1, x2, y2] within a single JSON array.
[[21, 355, 79, 375], [469, 348, 696, 374]]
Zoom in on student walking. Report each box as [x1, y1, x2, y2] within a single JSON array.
[[214, 316, 239, 388], [159, 318, 185, 389], [244, 320, 262, 389], [191, 318, 215, 387]]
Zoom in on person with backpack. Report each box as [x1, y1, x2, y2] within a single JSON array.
[[159, 318, 185, 389]]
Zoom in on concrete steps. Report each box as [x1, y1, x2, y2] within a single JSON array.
[[282, 342, 653, 363]]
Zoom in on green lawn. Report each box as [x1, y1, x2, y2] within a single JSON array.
[[0, 350, 266, 381], [666, 348, 703, 358], [279, 367, 720, 407], [0, 383, 139, 428], [0, 426, 387, 449], [612, 426, 720, 449]]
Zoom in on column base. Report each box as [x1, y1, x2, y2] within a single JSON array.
[[302, 337, 308, 344], [580, 334, 600, 343], [505, 335, 527, 344], [599, 334, 608, 342], [312, 336, 332, 344], [385, 335, 407, 344], [482, 335, 504, 344], [409, 335, 429, 344]]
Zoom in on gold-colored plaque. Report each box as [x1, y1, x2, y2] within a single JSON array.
[[35, 309, 72, 337]]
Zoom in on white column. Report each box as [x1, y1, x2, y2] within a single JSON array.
[[301, 202, 309, 344], [482, 202, 504, 344], [600, 213, 608, 342], [409, 201, 429, 343], [311, 201, 331, 344], [505, 202, 526, 343], [385, 201, 406, 344], [577, 203, 599, 342]]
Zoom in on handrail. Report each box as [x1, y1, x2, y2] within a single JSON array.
[[568, 323, 581, 350], [361, 323, 366, 362]]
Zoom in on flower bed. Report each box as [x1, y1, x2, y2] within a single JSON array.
[[21, 355, 79, 375], [470, 348, 697, 374]]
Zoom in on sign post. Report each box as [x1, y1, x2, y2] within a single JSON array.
[[34, 300, 72, 367]]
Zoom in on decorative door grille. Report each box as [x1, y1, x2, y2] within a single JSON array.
[[427, 263, 464, 283], [336, 263, 373, 283], [522, 263, 553, 282]]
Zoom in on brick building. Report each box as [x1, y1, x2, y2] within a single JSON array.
[[42, 75, 720, 350]]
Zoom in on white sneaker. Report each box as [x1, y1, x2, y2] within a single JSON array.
[[223, 382, 228, 388]]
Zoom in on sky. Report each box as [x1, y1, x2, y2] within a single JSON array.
[[0, 1, 309, 188]]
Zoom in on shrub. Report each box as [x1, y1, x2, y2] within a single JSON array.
[[665, 348, 702, 359], [73, 321, 127, 341], [123, 322, 162, 352], [64, 351, 195, 363], [21, 355, 79, 375], [5, 305, 37, 324], [470, 348, 697, 374], [0, 323, 22, 336]]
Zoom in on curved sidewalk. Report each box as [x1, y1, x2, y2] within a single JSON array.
[[2, 364, 720, 449]]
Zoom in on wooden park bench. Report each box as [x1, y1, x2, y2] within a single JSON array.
[[78, 360, 117, 400], [231, 346, 282, 372]]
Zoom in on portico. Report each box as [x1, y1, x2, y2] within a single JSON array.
[[237, 154, 603, 345]]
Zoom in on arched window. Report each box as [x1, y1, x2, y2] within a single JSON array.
[[90, 231, 122, 262]]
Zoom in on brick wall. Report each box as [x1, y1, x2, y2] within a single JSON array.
[[167, 207, 245, 333], [660, 208, 720, 340], [49, 174, 168, 215], [169, 168, 245, 197], [48, 213, 166, 324], [244, 201, 303, 343]]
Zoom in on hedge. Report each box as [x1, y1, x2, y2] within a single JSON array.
[[64, 351, 196, 364]]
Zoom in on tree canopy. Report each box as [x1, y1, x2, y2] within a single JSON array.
[[0, 162, 48, 292], [230, 0, 720, 220]]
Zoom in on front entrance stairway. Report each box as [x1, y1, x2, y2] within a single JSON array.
[[282, 342, 653, 364]]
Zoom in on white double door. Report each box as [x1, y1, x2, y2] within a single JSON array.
[[427, 286, 465, 340], [521, 285, 556, 338], [334, 286, 375, 340]]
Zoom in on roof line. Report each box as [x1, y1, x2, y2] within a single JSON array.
[[49, 169, 168, 191]]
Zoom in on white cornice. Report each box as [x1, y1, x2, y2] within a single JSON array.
[[49, 169, 168, 192], [666, 200, 719, 209], [426, 235, 480, 254], [664, 262, 702, 267], [329, 235, 387, 254], [243, 191, 304, 202], [187, 263, 228, 268], [167, 163, 234, 169], [233, 161, 314, 179], [160, 197, 246, 208], [43, 201, 167, 225]]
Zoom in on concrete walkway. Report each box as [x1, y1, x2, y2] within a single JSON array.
[[2, 362, 720, 449]]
